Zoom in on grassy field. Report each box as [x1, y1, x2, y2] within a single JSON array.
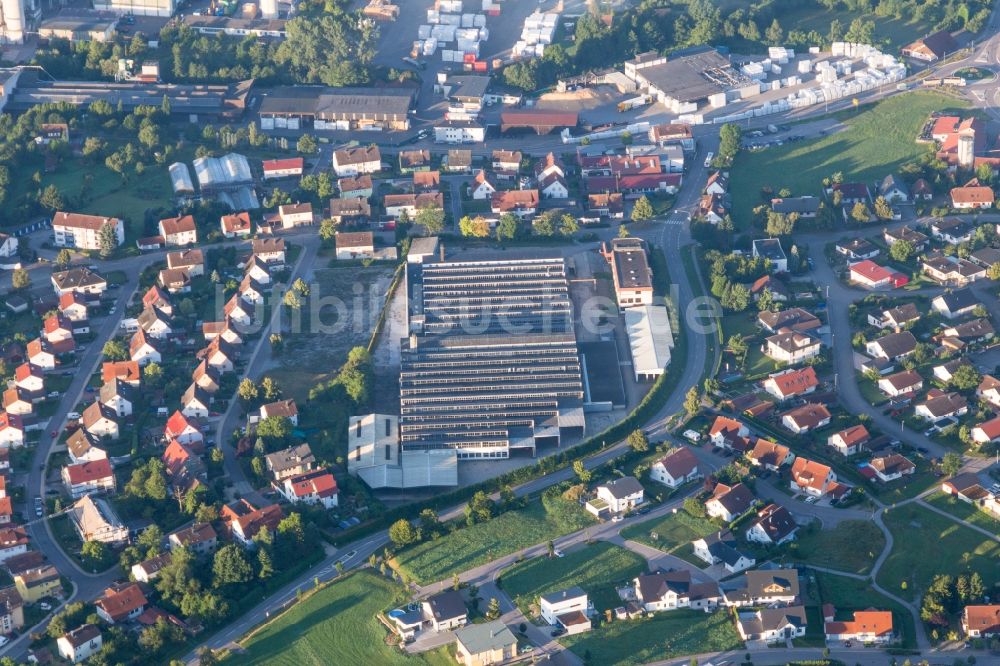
[[784, 520, 885, 575], [619, 507, 717, 556], [561, 609, 742, 665], [876, 504, 999, 595], [730, 91, 968, 227], [233, 571, 447, 666], [498, 542, 647, 617], [392, 493, 596, 585], [924, 492, 1000, 537], [812, 571, 917, 649]]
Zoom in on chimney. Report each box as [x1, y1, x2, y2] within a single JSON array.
[[439, 241, 445, 262]]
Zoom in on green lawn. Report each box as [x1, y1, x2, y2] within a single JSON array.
[[619, 507, 717, 556], [233, 571, 443, 666], [876, 504, 1000, 595], [813, 571, 917, 649], [561, 609, 742, 666], [923, 492, 1000, 537], [730, 92, 968, 227], [498, 542, 647, 617], [392, 493, 597, 585], [784, 520, 885, 575], [867, 462, 939, 504]]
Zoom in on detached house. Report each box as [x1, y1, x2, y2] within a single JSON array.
[[220, 498, 284, 547], [723, 569, 800, 607], [972, 415, 1000, 445], [951, 184, 994, 209], [692, 530, 755, 573], [224, 294, 255, 328], [82, 401, 119, 440], [220, 212, 252, 238], [260, 399, 298, 426], [129, 329, 161, 367], [168, 522, 218, 555], [491, 190, 539, 218], [978, 375, 1000, 408], [51, 268, 107, 296], [790, 458, 846, 498], [538, 588, 591, 634], [705, 482, 756, 522], [52, 212, 124, 251], [634, 571, 721, 612], [264, 443, 314, 482], [278, 203, 314, 228], [2, 388, 32, 416], [338, 174, 374, 200], [13, 363, 44, 394], [470, 170, 497, 200], [758, 308, 821, 334], [332, 145, 381, 177], [932, 288, 979, 319], [650, 448, 699, 488], [866, 453, 916, 483], [764, 330, 821, 365], [102, 360, 141, 387], [708, 416, 749, 449], [781, 403, 832, 435], [963, 604, 1000, 638], [747, 439, 794, 471], [277, 469, 339, 509], [138, 306, 173, 340], [868, 303, 919, 331], [58, 624, 102, 663], [198, 337, 237, 373], [158, 215, 197, 246], [915, 389, 968, 421], [62, 458, 115, 499], [736, 606, 808, 644], [95, 583, 147, 624], [865, 331, 917, 362], [164, 411, 203, 447], [763, 367, 818, 401], [27, 338, 57, 370], [593, 476, 644, 515], [181, 383, 212, 419], [252, 238, 286, 266], [0, 413, 25, 448], [167, 249, 204, 278], [58, 292, 89, 323], [66, 429, 106, 464], [745, 504, 798, 545], [825, 609, 895, 644], [849, 260, 908, 289], [99, 378, 132, 417], [826, 424, 870, 456]]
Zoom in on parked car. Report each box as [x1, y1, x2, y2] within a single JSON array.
[[683, 429, 701, 443]]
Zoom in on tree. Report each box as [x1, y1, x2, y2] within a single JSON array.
[[296, 134, 317, 155], [950, 364, 981, 391], [559, 214, 579, 236], [976, 162, 994, 184], [283, 289, 302, 309], [765, 18, 783, 45], [757, 287, 774, 312], [10, 269, 29, 290], [261, 376, 280, 400], [256, 416, 293, 444], [631, 195, 654, 222], [388, 519, 417, 548], [718, 123, 742, 161], [458, 215, 490, 238], [213, 544, 253, 587], [496, 213, 518, 240], [988, 262, 1000, 281], [941, 452, 963, 476], [55, 249, 73, 268], [464, 491, 495, 526], [485, 597, 501, 620], [533, 211, 556, 236], [319, 218, 337, 245], [874, 196, 894, 220], [98, 221, 118, 258], [850, 201, 871, 223], [237, 378, 258, 403], [81, 540, 108, 566], [889, 238, 916, 263], [627, 429, 649, 452], [415, 206, 445, 235], [103, 339, 128, 361], [573, 459, 592, 483], [618, 224, 630, 238], [684, 386, 701, 415], [38, 184, 64, 210], [765, 211, 794, 236]]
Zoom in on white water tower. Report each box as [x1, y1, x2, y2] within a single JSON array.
[[958, 133, 975, 169], [260, 0, 277, 19]]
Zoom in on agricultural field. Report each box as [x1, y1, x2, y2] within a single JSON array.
[[233, 571, 449, 666], [561, 609, 742, 666], [498, 542, 647, 617], [392, 492, 596, 585], [876, 504, 999, 595], [730, 91, 968, 227], [784, 520, 885, 575]]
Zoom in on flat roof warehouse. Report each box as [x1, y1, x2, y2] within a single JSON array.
[[628, 46, 752, 106], [259, 86, 415, 120]]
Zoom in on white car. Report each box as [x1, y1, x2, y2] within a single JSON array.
[[611, 515, 624, 523], [683, 429, 701, 443], [804, 496, 818, 504], [553, 549, 565, 558], [66, 412, 81, 421], [0, 635, 9, 647]]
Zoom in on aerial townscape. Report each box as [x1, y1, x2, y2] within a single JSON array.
[[0, 0, 999, 665]]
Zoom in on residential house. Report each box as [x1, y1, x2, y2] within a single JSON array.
[[491, 190, 539, 218], [102, 360, 141, 387], [0, 413, 24, 448], [704, 171, 728, 195], [332, 145, 381, 177], [970, 246, 1000, 269], [167, 249, 204, 278], [223, 294, 255, 328], [708, 416, 749, 448], [790, 458, 845, 497], [922, 255, 986, 286], [932, 288, 979, 319], [914, 389, 968, 421], [758, 308, 821, 334], [763, 367, 819, 401], [879, 174, 909, 202], [82, 401, 119, 440], [849, 260, 908, 289], [129, 329, 161, 367], [723, 569, 800, 607], [52, 212, 124, 250], [168, 522, 218, 555], [99, 379, 132, 417], [649, 448, 699, 488], [931, 217, 975, 244], [587, 192, 624, 219], [972, 415, 1000, 445], [162, 440, 206, 492], [750, 275, 790, 303], [181, 383, 212, 419], [143, 285, 174, 316], [157, 267, 191, 293], [648, 123, 695, 150], [51, 268, 107, 296], [0, 587, 22, 635], [421, 589, 468, 632], [692, 530, 756, 573], [963, 604, 1000, 638], [594, 476, 644, 514], [398, 149, 431, 173], [538, 171, 569, 199], [883, 225, 928, 250], [58, 624, 102, 663], [453, 620, 516, 666], [913, 178, 934, 200], [66, 429, 106, 464], [747, 439, 794, 471], [95, 583, 147, 624], [868, 303, 920, 331], [412, 170, 441, 193], [335, 232, 375, 261], [164, 410, 203, 447], [58, 292, 89, 323], [764, 330, 821, 364], [27, 338, 57, 370], [491, 150, 521, 176], [831, 182, 870, 204], [705, 482, 756, 522], [62, 458, 115, 498], [866, 331, 917, 361], [836, 238, 880, 261], [198, 337, 236, 373], [13, 564, 59, 603], [901, 29, 958, 61], [736, 606, 808, 643], [158, 215, 197, 246], [43, 314, 74, 346], [698, 193, 726, 223], [444, 149, 473, 173], [338, 174, 374, 200], [278, 203, 314, 228], [0, 234, 17, 258], [634, 571, 721, 612], [824, 609, 895, 644], [262, 157, 303, 180], [745, 504, 798, 545], [201, 320, 243, 347], [1, 387, 32, 416], [781, 403, 832, 435], [131, 552, 172, 583], [384, 192, 443, 218], [941, 318, 995, 345], [934, 358, 974, 384], [67, 495, 128, 544], [866, 453, 916, 483], [252, 238, 286, 266], [220, 212, 252, 238], [470, 171, 497, 200], [264, 443, 315, 482], [951, 184, 994, 209], [0, 529, 28, 563], [192, 359, 222, 394], [978, 375, 1000, 408], [826, 424, 871, 456], [220, 499, 284, 547], [137, 307, 173, 340], [752, 238, 787, 273], [238, 274, 266, 305], [538, 587, 591, 634], [277, 469, 339, 509]]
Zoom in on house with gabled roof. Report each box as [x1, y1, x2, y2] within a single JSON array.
[[849, 260, 909, 289], [95, 582, 147, 624], [978, 374, 1000, 408], [197, 337, 237, 373], [915, 389, 968, 421], [868, 303, 919, 331], [244, 256, 272, 285], [764, 330, 821, 365], [202, 318, 243, 346], [102, 360, 140, 387], [650, 448, 699, 488], [491, 190, 539, 218], [931, 288, 979, 319], [82, 401, 119, 440], [836, 238, 880, 261], [66, 429, 106, 464], [972, 414, 1000, 445], [866, 453, 916, 483], [68, 495, 127, 544], [62, 458, 115, 499], [168, 522, 218, 555], [745, 503, 798, 545], [708, 416, 749, 448], [264, 443, 314, 481], [142, 285, 173, 316], [26, 338, 56, 370], [470, 170, 497, 200], [129, 329, 161, 367], [692, 530, 756, 573], [162, 439, 205, 492], [58, 291, 89, 323], [736, 606, 808, 643], [58, 623, 102, 663], [99, 378, 132, 417], [277, 468, 338, 509], [167, 249, 204, 278], [220, 212, 252, 238], [13, 363, 44, 395], [0, 388, 30, 416], [758, 307, 820, 334], [137, 306, 173, 340], [791, 458, 848, 498], [338, 174, 373, 199], [705, 482, 756, 522], [0, 413, 25, 448], [260, 399, 298, 426], [181, 383, 212, 419], [747, 439, 794, 471], [192, 359, 222, 394], [825, 608, 895, 644], [221, 498, 284, 547], [238, 274, 266, 305], [826, 424, 870, 456], [223, 294, 255, 328], [963, 604, 1000, 638], [164, 410, 203, 447], [158, 215, 197, 246], [866, 331, 917, 361], [634, 570, 722, 612], [252, 238, 286, 266], [763, 367, 818, 401], [723, 569, 800, 607]]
